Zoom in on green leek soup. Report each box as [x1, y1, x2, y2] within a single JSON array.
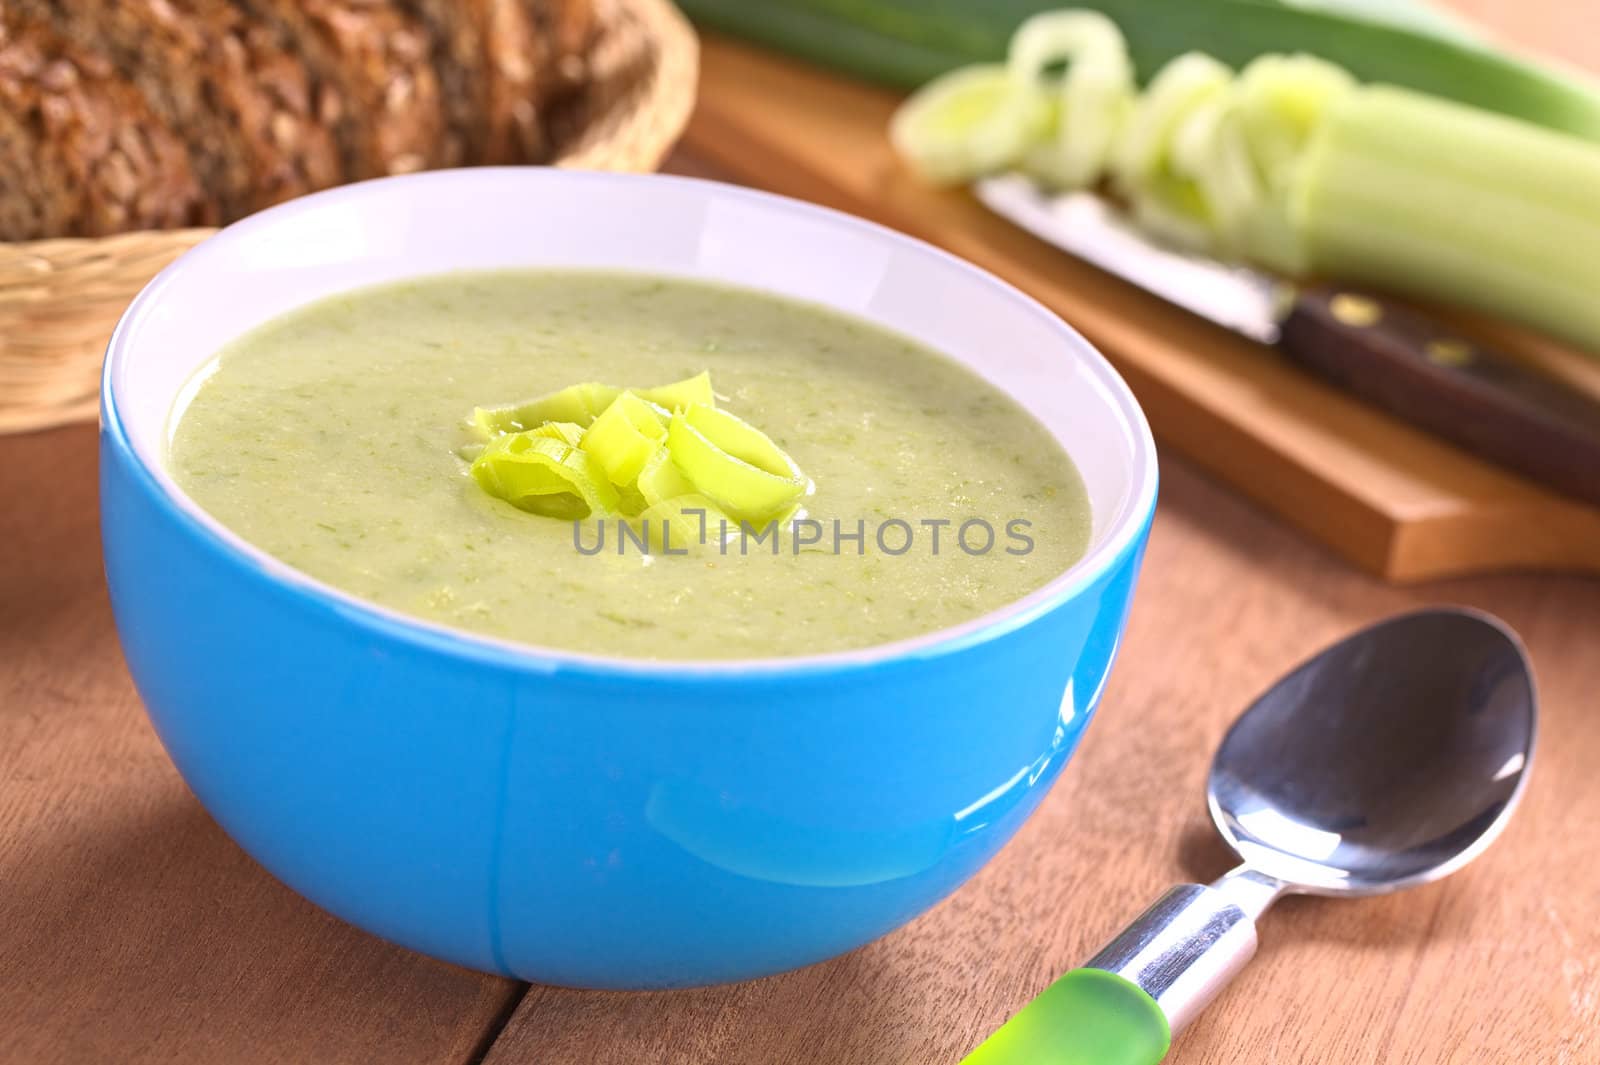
[[168, 271, 1091, 659]]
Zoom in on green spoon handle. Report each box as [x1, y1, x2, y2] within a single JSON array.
[[960, 967, 1171, 1065], [962, 874, 1280, 1065]]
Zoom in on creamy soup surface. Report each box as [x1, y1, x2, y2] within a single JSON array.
[[168, 271, 1092, 659]]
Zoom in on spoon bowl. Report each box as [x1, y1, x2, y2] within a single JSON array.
[[1209, 608, 1536, 896]]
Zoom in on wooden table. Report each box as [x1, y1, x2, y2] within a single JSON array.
[[3, 4, 1597, 1063]]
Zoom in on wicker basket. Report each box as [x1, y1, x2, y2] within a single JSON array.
[[0, 0, 698, 435]]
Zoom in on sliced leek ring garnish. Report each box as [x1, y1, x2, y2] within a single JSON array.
[[473, 382, 622, 437], [527, 420, 587, 447], [465, 372, 809, 536], [518, 382, 623, 427], [579, 390, 668, 487], [469, 432, 619, 519], [631, 493, 733, 554], [462, 417, 584, 464], [666, 404, 808, 523], [637, 371, 716, 412], [636, 446, 698, 507], [469, 373, 712, 441], [468, 406, 510, 440]]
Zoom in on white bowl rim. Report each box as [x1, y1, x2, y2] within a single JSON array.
[[102, 168, 1159, 679]]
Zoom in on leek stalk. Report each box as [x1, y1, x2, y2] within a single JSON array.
[[1297, 86, 1600, 355], [889, 11, 1600, 355]]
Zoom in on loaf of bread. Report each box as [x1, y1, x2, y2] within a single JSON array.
[[0, 0, 598, 240]]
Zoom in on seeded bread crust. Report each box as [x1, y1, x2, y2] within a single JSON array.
[[190, 0, 345, 209], [0, 22, 60, 240], [386, 0, 604, 169], [1, 0, 601, 236], [0, 15, 203, 239], [245, 0, 451, 179], [13, 0, 344, 221], [8, 0, 226, 221]]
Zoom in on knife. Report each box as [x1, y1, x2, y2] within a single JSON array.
[[975, 174, 1600, 509]]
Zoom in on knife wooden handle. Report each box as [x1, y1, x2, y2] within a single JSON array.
[[1277, 285, 1600, 508]]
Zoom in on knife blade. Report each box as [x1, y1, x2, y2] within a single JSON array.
[[975, 174, 1600, 508]]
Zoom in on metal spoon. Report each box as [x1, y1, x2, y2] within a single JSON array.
[[962, 607, 1537, 1065]]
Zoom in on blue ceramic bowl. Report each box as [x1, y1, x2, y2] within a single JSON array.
[[101, 169, 1158, 988]]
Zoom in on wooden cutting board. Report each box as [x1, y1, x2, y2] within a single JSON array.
[[682, 35, 1600, 582]]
